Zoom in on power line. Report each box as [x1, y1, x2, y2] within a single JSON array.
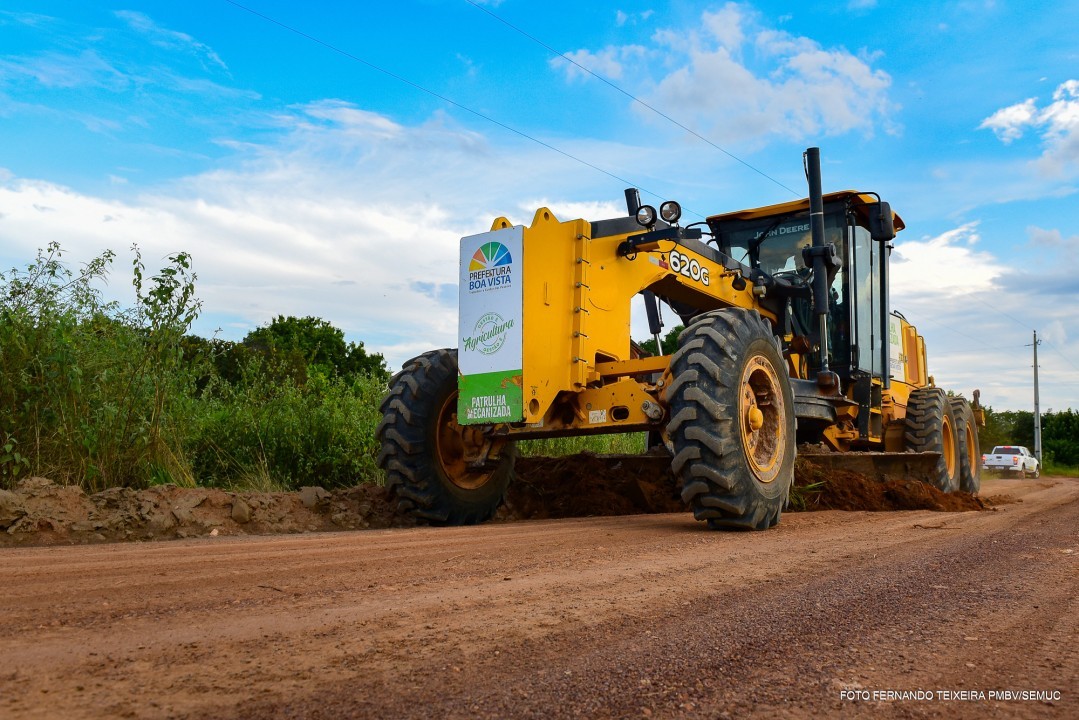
[[463, 0, 802, 198], [932, 343, 1028, 358], [902, 310, 1002, 352], [214, 3, 1068, 380], [1042, 339, 1079, 373], [221, 0, 697, 214], [468, 1, 1079, 370]]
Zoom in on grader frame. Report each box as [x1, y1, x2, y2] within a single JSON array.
[[376, 148, 981, 529]]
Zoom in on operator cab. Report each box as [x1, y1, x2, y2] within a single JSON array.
[[707, 192, 904, 388]]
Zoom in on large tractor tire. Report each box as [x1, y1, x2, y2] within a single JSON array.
[[666, 308, 796, 530], [376, 349, 514, 525], [905, 388, 961, 493], [950, 397, 981, 494]]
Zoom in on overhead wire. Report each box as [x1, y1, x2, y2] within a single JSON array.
[[1041, 339, 1079, 373], [222, 1, 1070, 386], [468, 0, 1075, 373], [463, 0, 801, 198], [220, 0, 709, 215]]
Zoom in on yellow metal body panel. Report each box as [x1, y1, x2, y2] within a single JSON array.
[[513, 208, 764, 426], [479, 199, 936, 450]]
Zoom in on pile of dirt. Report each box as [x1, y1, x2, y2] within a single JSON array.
[[0, 477, 415, 547], [0, 452, 987, 546], [501, 453, 685, 520], [504, 453, 987, 516], [791, 457, 986, 512]]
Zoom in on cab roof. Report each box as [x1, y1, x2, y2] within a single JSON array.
[[706, 190, 906, 232]]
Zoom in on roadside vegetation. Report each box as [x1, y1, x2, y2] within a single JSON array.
[[978, 406, 1079, 476], [2, 245, 1074, 491], [0, 244, 387, 493]]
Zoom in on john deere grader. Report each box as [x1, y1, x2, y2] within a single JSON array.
[[376, 149, 982, 529]]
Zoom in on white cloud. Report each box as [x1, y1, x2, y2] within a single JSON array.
[[1027, 225, 1079, 250], [553, 3, 896, 143], [0, 102, 680, 370], [0, 10, 54, 27], [701, 4, 746, 50], [891, 221, 1000, 298], [517, 199, 624, 223], [1042, 319, 1067, 346], [114, 10, 228, 72], [554, 46, 647, 82], [885, 220, 1079, 411], [0, 50, 128, 90], [615, 9, 653, 27], [979, 98, 1038, 142], [980, 80, 1079, 177]]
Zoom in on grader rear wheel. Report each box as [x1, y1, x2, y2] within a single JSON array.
[[666, 308, 795, 530], [905, 388, 961, 493], [376, 349, 514, 525], [950, 397, 981, 494]]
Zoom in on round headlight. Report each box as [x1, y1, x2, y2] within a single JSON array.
[[660, 200, 682, 224], [636, 204, 657, 227]]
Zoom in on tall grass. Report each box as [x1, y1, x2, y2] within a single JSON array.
[[0, 244, 199, 491], [0, 244, 386, 492], [1, 244, 658, 494], [187, 365, 386, 489], [1043, 461, 1079, 478]]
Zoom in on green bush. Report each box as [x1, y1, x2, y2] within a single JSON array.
[[186, 361, 385, 490], [0, 243, 387, 493], [0, 244, 200, 491]]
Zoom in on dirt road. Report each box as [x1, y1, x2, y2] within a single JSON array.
[[1, 475, 1075, 719]]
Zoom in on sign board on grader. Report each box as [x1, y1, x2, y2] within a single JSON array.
[[457, 227, 524, 424]]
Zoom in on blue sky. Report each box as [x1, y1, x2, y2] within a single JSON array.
[[1, 1, 1077, 412]]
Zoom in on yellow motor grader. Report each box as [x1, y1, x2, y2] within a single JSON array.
[[377, 148, 982, 529]]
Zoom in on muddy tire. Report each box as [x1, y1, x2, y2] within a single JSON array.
[[666, 308, 795, 530], [949, 397, 981, 494], [376, 349, 514, 525], [905, 388, 960, 493]]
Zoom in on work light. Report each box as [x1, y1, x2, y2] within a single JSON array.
[[660, 200, 682, 224], [635, 204, 657, 228]]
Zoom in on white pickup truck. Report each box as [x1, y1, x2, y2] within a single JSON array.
[[982, 446, 1040, 477]]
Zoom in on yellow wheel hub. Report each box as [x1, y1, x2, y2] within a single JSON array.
[[747, 407, 764, 432], [942, 412, 956, 479], [738, 355, 786, 484], [434, 393, 503, 490]]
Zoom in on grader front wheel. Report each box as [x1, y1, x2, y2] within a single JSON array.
[[376, 349, 514, 525], [667, 308, 796, 530]]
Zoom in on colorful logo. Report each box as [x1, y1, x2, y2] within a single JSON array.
[[469, 242, 512, 271], [468, 241, 513, 293]]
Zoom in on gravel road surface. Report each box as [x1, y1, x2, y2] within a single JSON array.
[[1, 476, 1074, 719]]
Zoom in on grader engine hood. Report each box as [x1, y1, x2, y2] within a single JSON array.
[[457, 226, 525, 424]]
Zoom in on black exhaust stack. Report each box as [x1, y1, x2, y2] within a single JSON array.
[[803, 148, 839, 388]]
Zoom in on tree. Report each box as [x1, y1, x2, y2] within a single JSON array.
[[243, 315, 387, 381], [637, 324, 684, 356], [976, 406, 1012, 451], [1043, 409, 1079, 466]]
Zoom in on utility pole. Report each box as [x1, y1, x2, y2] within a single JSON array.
[[1032, 330, 1042, 463]]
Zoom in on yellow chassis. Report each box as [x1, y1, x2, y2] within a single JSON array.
[[483, 203, 930, 452]]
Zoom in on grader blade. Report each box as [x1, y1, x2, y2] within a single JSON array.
[[798, 451, 943, 485]]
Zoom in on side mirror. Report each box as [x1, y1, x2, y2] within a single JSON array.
[[869, 202, 896, 241]]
